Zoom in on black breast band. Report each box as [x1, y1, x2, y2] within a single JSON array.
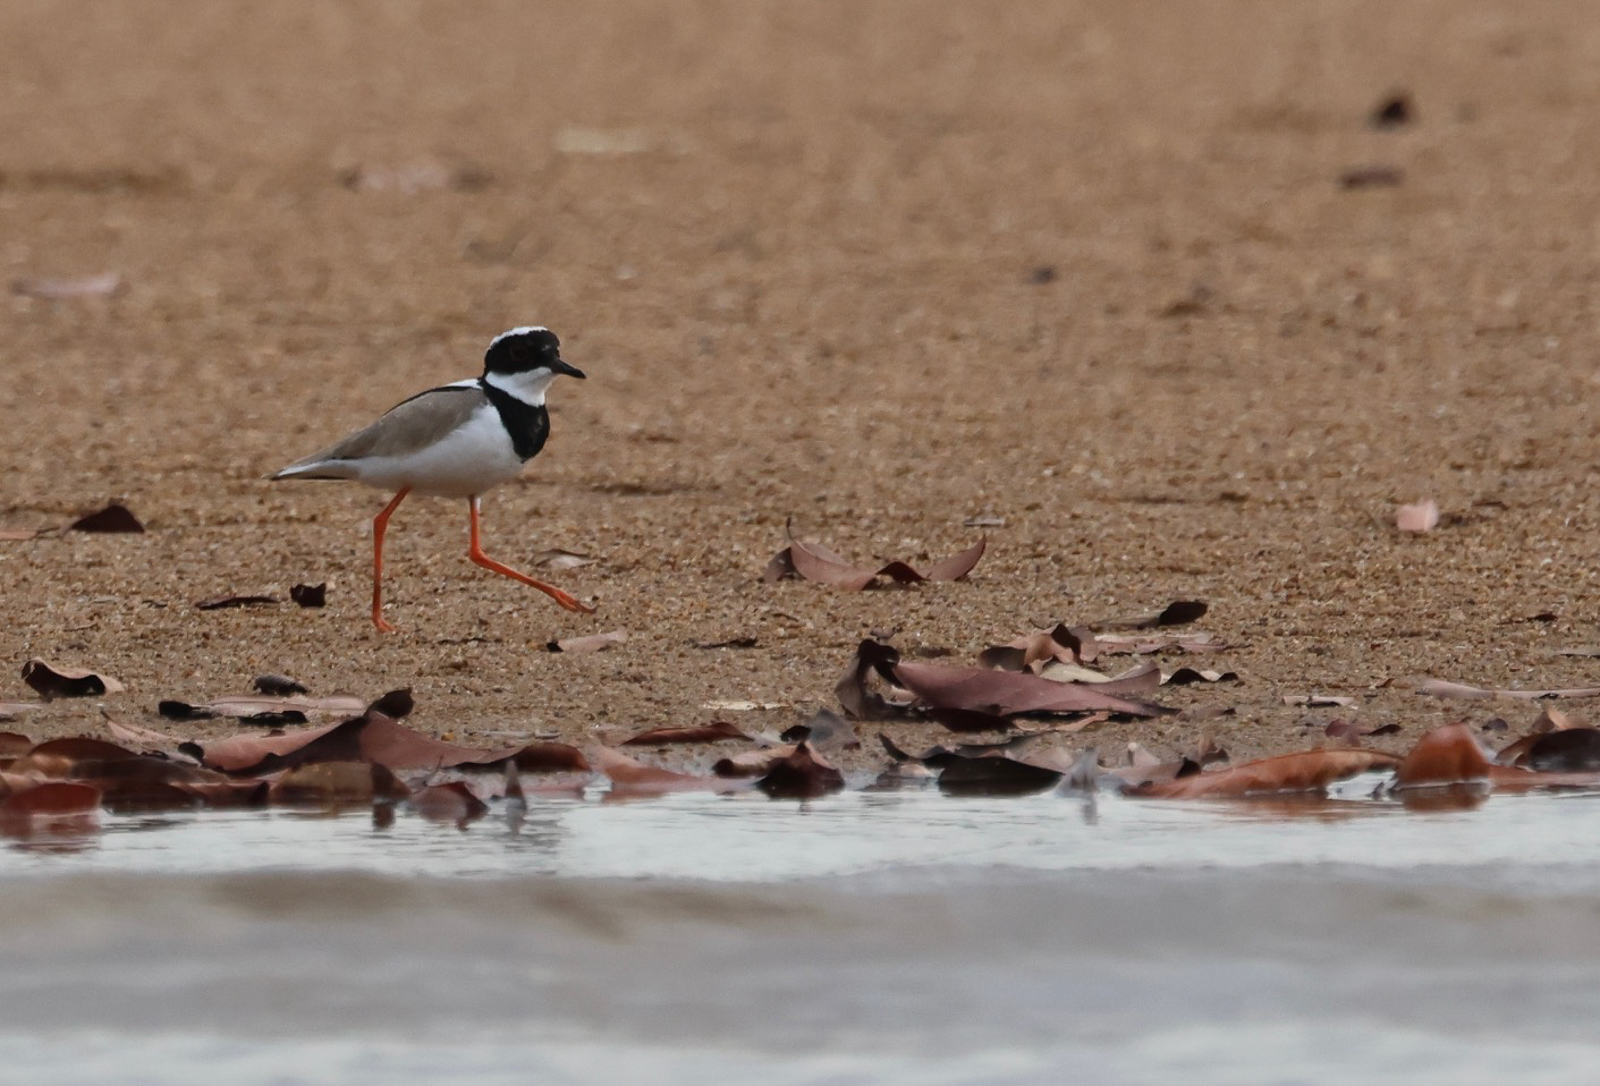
[[478, 379, 550, 461]]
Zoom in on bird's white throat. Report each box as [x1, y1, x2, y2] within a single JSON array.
[[483, 367, 554, 405]]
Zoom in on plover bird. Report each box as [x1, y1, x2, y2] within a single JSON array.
[[272, 326, 594, 631]]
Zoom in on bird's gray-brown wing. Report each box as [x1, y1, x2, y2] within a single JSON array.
[[274, 384, 486, 478]]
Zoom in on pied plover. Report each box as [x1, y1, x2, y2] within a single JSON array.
[[272, 326, 594, 631]]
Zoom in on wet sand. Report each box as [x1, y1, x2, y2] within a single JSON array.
[[4, 2, 1600, 765]]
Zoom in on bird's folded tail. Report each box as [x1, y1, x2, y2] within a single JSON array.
[[269, 458, 360, 482]]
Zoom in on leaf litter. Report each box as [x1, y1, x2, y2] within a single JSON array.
[[14, 577, 1600, 840], [765, 520, 986, 590]]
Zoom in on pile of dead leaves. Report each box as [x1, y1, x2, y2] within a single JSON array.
[[0, 693, 593, 837]]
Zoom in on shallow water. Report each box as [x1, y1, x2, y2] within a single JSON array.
[[8, 784, 1600, 1085]]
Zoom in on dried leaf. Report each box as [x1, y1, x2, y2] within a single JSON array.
[[270, 762, 408, 805], [779, 709, 861, 752], [506, 742, 589, 773], [254, 674, 309, 697], [920, 707, 1013, 734], [21, 659, 124, 699], [1129, 749, 1399, 799], [1340, 165, 1404, 188], [68, 503, 144, 533], [937, 754, 1063, 797], [1370, 93, 1412, 129], [892, 660, 1168, 718], [1325, 720, 1400, 742], [1282, 694, 1356, 707], [713, 745, 798, 778], [531, 548, 596, 570], [0, 703, 39, 721], [102, 715, 179, 750], [768, 523, 985, 590], [1164, 667, 1238, 685], [756, 743, 845, 799], [1519, 728, 1600, 773], [0, 782, 101, 816], [195, 594, 278, 610], [547, 629, 628, 654], [591, 745, 745, 794], [366, 688, 415, 719], [1396, 500, 1440, 533], [410, 781, 489, 825], [289, 583, 327, 607], [0, 731, 33, 756], [621, 721, 751, 746], [1094, 600, 1208, 630], [1414, 678, 1600, 701], [835, 640, 917, 719], [694, 636, 759, 650], [12, 272, 121, 298]]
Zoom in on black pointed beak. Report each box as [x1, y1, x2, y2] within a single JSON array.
[[553, 356, 586, 380]]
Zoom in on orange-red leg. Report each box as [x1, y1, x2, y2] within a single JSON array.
[[371, 487, 411, 632], [467, 496, 594, 614]]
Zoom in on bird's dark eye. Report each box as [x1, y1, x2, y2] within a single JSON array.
[[508, 343, 532, 362]]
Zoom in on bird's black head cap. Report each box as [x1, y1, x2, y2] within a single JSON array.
[[484, 326, 585, 379]]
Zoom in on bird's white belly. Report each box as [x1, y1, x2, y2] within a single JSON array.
[[352, 410, 526, 498]]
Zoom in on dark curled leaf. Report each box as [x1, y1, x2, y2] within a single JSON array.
[[921, 707, 1013, 734], [756, 742, 845, 800], [196, 594, 278, 610], [937, 756, 1063, 797], [22, 659, 123, 699], [68, 503, 144, 533], [1523, 728, 1600, 773], [289, 583, 327, 608], [835, 639, 915, 718], [366, 688, 415, 719], [254, 674, 309, 697], [239, 710, 308, 727], [158, 700, 216, 720]]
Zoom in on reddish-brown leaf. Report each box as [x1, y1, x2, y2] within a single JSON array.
[[592, 745, 746, 794], [892, 660, 1168, 718], [1130, 748, 1399, 799], [270, 762, 409, 805], [1393, 724, 1494, 786], [713, 745, 799, 778], [769, 524, 986, 590], [506, 742, 590, 773], [0, 781, 101, 816], [411, 781, 489, 825], [622, 721, 752, 746]]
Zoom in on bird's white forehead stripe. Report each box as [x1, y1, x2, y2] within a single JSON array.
[[489, 325, 550, 348]]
